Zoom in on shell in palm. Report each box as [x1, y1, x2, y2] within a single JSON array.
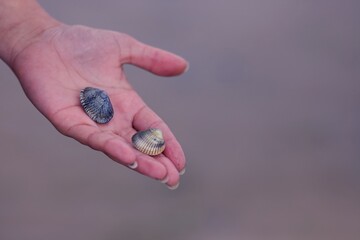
[[131, 128, 166, 156], [80, 87, 114, 124]]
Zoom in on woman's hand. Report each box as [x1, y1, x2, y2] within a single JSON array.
[[8, 24, 187, 189]]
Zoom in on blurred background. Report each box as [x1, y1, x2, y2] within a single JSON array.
[[1, 0, 359, 239]]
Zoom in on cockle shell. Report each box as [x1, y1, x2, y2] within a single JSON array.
[[80, 87, 114, 124], [131, 128, 166, 156]]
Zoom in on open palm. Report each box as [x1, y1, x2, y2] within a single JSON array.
[[11, 25, 187, 188]]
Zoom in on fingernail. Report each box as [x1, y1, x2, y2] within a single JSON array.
[[128, 162, 138, 169], [160, 176, 169, 184], [184, 62, 190, 73], [179, 168, 186, 176], [167, 182, 180, 190]]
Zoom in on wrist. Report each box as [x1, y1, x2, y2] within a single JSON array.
[[0, 0, 60, 65]]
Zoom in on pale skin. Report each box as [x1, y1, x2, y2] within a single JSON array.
[[0, 0, 187, 189]]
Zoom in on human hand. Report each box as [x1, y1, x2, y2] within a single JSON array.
[[9, 24, 187, 189]]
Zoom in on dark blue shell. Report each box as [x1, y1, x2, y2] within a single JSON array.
[[80, 87, 114, 124]]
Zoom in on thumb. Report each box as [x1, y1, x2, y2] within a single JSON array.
[[118, 34, 189, 76]]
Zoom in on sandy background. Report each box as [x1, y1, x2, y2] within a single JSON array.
[[1, 0, 359, 239]]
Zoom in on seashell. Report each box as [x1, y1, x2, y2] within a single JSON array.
[[131, 128, 166, 156], [80, 87, 114, 124]]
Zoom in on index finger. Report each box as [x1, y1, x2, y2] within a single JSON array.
[[132, 106, 186, 172]]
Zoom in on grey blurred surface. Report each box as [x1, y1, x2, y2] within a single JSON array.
[[1, 0, 360, 239]]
